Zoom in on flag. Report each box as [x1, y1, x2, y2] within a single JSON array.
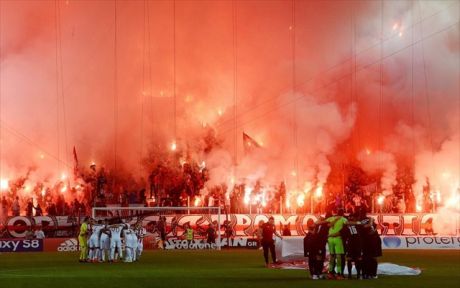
[[243, 132, 261, 154], [73, 146, 79, 179], [361, 182, 378, 196]]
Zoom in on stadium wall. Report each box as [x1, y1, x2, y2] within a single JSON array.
[[1, 213, 458, 239], [2, 235, 459, 253]]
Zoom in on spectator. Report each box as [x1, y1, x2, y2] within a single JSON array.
[[34, 227, 45, 239], [282, 224, 291, 236], [12, 196, 20, 216], [46, 203, 57, 216], [26, 200, 33, 217], [397, 198, 406, 213], [139, 189, 146, 204], [129, 191, 137, 204], [223, 220, 234, 239], [34, 203, 43, 216], [1, 196, 8, 219], [206, 223, 217, 245], [25, 228, 34, 240], [157, 216, 166, 247]]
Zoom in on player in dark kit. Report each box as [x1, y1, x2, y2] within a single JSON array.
[[261, 216, 283, 267], [360, 208, 382, 279], [303, 225, 319, 279], [206, 222, 217, 244], [343, 212, 363, 279], [314, 213, 330, 278]]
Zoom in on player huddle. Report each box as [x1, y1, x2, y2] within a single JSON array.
[[78, 217, 147, 263], [303, 207, 382, 280]]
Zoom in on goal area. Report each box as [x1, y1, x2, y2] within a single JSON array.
[[92, 206, 223, 250]]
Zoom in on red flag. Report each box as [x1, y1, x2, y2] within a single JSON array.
[[243, 132, 261, 153], [73, 146, 79, 178]]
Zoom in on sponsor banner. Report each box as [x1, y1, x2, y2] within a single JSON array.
[[0, 239, 43, 252], [382, 236, 460, 249], [44, 238, 79, 252], [279, 236, 459, 259], [0, 213, 458, 238], [0, 215, 79, 238], [163, 237, 259, 250]]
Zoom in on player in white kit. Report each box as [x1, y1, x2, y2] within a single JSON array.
[[123, 227, 138, 263], [88, 220, 104, 262], [109, 223, 125, 262], [99, 220, 111, 262], [135, 222, 147, 260]]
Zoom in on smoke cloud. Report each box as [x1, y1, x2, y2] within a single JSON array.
[[0, 0, 457, 219]]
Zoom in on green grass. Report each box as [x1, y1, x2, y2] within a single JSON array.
[[0, 250, 459, 288]]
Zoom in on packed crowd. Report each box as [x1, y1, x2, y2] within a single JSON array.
[[0, 159, 436, 219]]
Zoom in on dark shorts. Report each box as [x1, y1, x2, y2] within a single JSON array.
[[346, 241, 362, 258], [345, 237, 363, 258]]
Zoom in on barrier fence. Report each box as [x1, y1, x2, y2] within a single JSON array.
[[1, 213, 458, 239]]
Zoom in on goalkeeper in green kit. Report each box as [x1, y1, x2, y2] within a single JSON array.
[[326, 209, 347, 280]]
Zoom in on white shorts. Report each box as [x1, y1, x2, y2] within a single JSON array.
[[126, 235, 138, 249], [89, 235, 100, 248], [100, 234, 110, 250], [111, 238, 122, 249]]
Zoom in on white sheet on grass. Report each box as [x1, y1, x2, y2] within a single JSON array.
[[377, 263, 421, 275], [274, 237, 421, 275]]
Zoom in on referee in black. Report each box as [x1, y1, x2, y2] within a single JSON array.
[[261, 216, 283, 267]]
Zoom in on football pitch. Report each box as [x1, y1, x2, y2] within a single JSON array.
[[0, 250, 459, 288]]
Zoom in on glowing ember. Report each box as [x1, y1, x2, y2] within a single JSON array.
[[416, 203, 422, 212], [296, 193, 305, 207], [217, 108, 223, 116], [436, 190, 442, 203], [0, 179, 9, 191], [315, 186, 323, 198], [194, 197, 201, 207], [291, 170, 297, 177], [170, 141, 177, 151], [61, 173, 67, 181], [365, 148, 371, 155], [39, 154, 45, 159], [303, 182, 312, 193], [377, 195, 385, 205], [41, 188, 46, 197], [441, 172, 451, 179], [445, 190, 460, 209], [61, 185, 67, 193], [261, 198, 267, 207], [244, 187, 252, 205]]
